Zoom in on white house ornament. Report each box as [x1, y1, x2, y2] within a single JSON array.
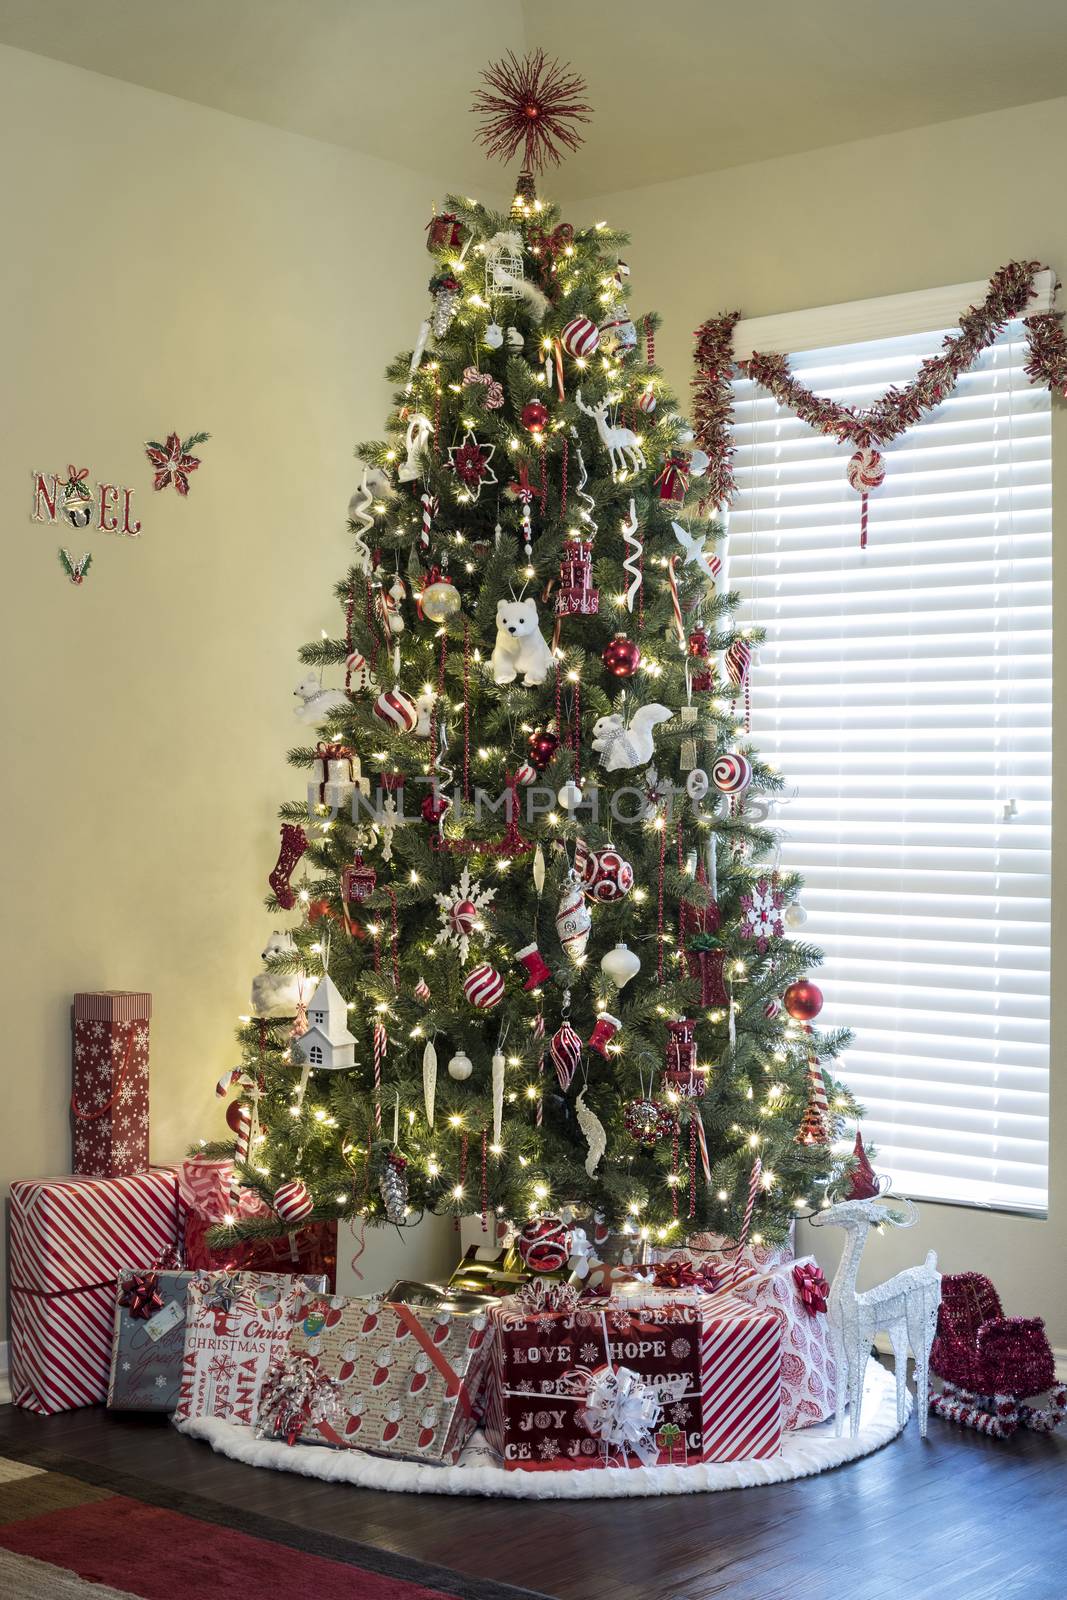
[[292, 975, 356, 1070], [556, 871, 591, 963], [434, 865, 496, 962], [447, 430, 498, 502]]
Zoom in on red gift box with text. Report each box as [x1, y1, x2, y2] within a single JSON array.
[[10, 1168, 180, 1414], [71, 992, 152, 1178], [484, 1286, 782, 1471]]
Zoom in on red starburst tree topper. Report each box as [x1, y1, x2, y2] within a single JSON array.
[[472, 50, 591, 176]]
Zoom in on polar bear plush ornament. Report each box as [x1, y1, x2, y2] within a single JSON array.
[[250, 930, 307, 1018], [491, 597, 554, 687]]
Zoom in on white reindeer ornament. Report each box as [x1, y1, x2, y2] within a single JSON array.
[[811, 1196, 941, 1440], [575, 390, 646, 479]]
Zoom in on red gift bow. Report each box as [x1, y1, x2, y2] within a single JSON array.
[[120, 1270, 164, 1320], [64, 465, 90, 488], [793, 1261, 830, 1316], [651, 1255, 720, 1293], [258, 1351, 344, 1447], [529, 222, 574, 270]]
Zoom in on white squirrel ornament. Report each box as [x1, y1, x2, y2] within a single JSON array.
[[593, 705, 672, 771], [491, 597, 554, 687]]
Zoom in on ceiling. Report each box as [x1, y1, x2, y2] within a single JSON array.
[[3, 0, 1067, 198]]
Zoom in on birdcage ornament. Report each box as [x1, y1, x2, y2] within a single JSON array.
[[485, 232, 526, 299]]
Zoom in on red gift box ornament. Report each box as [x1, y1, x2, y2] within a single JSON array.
[[554, 540, 599, 618], [663, 1017, 703, 1100], [425, 211, 464, 252], [793, 1261, 830, 1317], [655, 454, 690, 502]]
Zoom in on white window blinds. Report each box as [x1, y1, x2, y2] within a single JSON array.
[[728, 316, 1052, 1213]]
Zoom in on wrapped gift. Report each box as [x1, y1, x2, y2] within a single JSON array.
[[172, 1271, 327, 1426], [387, 1279, 500, 1315], [447, 1245, 535, 1299], [71, 992, 151, 1178], [271, 1295, 492, 1464], [484, 1283, 782, 1472], [653, 1225, 794, 1286], [108, 1268, 197, 1412], [306, 741, 369, 812], [10, 1169, 180, 1415], [177, 1157, 337, 1290], [731, 1256, 838, 1430]]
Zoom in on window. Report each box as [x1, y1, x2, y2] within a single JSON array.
[[728, 289, 1052, 1213], [309, 1045, 323, 1065]]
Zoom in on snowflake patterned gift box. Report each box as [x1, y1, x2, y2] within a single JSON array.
[[172, 1271, 328, 1427], [731, 1255, 839, 1430], [272, 1294, 493, 1464], [483, 1285, 783, 1472], [71, 992, 152, 1179], [9, 1168, 181, 1415]]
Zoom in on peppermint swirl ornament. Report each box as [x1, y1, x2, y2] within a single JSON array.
[[372, 687, 419, 732], [712, 752, 753, 794], [560, 315, 600, 358], [463, 963, 505, 1010], [274, 1179, 314, 1224], [847, 446, 886, 493]]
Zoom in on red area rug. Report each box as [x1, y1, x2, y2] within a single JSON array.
[[0, 1452, 546, 1600]]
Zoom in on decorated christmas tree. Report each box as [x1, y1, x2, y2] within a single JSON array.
[[204, 53, 859, 1263]]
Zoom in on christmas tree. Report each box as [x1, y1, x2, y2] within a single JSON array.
[[205, 53, 858, 1261]]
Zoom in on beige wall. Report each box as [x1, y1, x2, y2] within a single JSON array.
[[0, 43, 462, 1302], [588, 95, 1067, 1344]]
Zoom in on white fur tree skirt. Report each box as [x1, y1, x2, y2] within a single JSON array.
[[174, 1358, 908, 1500]]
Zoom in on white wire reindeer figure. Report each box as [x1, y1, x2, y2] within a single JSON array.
[[811, 1196, 941, 1439], [575, 390, 646, 479]]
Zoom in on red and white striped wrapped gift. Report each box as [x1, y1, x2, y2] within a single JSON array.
[[9, 1168, 180, 1415]]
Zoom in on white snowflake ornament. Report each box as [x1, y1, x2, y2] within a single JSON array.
[[433, 865, 496, 963]]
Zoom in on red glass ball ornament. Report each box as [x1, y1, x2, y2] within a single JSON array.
[[601, 633, 640, 679], [528, 728, 560, 771], [307, 897, 333, 925], [516, 1215, 570, 1274], [421, 791, 451, 824], [687, 627, 711, 660], [521, 399, 549, 433], [225, 1099, 249, 1135], [623, 1097, 671, 1147], [783, 978, 824, 1022]]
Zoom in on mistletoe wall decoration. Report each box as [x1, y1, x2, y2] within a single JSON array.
[[693, 260, 1067, 545]]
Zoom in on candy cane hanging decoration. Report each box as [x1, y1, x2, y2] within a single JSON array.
[[666, 555, 686, 645], [728, 1156, 763, 1288], [372, 1021, 386, 1133], [621, 497, 642, 614], [419, 491, 438, 553]]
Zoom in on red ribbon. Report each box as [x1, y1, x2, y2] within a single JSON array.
[[393, 1303, 473, 1416], [65, 465, 89, 485], [793, 1261, 830, 1316], [650, 1255, 720, 1293]]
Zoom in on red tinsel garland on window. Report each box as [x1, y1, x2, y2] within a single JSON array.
[[692, 261, 1067, 532]]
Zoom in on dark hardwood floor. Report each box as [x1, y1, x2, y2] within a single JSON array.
[[0, 1396, 1064, 1600]]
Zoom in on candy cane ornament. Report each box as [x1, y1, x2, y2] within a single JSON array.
[[729, 1157, 763, 1287], [847, 446, 886, 548]]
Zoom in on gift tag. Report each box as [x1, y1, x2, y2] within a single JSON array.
[[143, 1298, 185, 1343]]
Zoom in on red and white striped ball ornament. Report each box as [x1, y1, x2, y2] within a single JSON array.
[[414, 976, 431, 1002], [764, 996, 782, 1019], [637, 385, 657, 414], [847, 446, 886, 493], [463, 963, 505, 1010], [549, 1020, 582, 1091], [447, 898, 478, 938], [712, 751, 753, 794], [514, 761, 538, 785], [372, 687, 418, 732], [516, 1215, 571, 1274], [560, 316, 600, 359], [273, 1178, 314, 1225]]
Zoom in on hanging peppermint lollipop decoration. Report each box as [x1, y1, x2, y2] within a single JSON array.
[[847, 445, 886, 550], [471, 50, 592, 203]]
